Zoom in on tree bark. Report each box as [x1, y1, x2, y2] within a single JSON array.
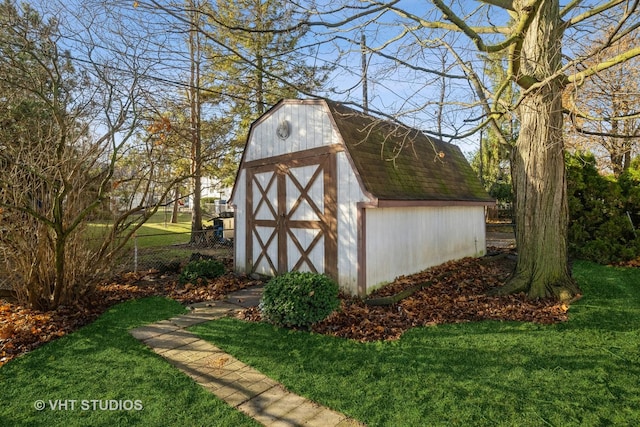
[[496, 0, 581, 301], [52, 233, 66, 309], [188, 0, 203, 240], [171, 186, 180, 224]]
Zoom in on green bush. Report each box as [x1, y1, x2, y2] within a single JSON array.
[[261, 271, 340, 328], [488, 181, 513, 205], [179, 259, 225, 284], [566, 152, 640, 264], [619, 158, 640, 226]]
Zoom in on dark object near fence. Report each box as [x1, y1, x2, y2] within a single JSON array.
[[189, 252, 217, 262], [190, 227, 233, 247]]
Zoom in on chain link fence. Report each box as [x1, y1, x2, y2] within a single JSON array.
[[0, 227, 234, 296], [113, 228, 234, 273]]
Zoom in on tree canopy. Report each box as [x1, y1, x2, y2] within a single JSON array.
[[260, 0, 639, 301]]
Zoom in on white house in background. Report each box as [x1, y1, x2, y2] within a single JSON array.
[[230, 99, 495, 296], [201, 177, 232, 202], [186, 178, 233, 215]]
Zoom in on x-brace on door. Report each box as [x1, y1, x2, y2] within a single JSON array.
[[246, 152, 337, 279]]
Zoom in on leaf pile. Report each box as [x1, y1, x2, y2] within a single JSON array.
[[613, 257, 640, 268], [238, 253, 571, 342], [0, 271, 261, 367], [2, 250, 574, 366], [0, 304, 76, 364]]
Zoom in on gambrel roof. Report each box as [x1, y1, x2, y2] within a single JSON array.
[[324, 100, 493, 203], [231, 98, 492, 296]]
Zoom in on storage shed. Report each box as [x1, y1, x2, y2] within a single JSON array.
[[230, 99, 494, 296]]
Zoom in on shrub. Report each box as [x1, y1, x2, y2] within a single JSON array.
[[566, 152, 640, 264], [179, 259, 225, 284], [261, 271, 340, 328], [488, 181, 513, 205]]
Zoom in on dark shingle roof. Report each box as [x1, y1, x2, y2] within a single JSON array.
[[326, 101, 493, 203]]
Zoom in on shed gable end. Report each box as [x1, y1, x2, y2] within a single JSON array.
[[243, 100, 338, 163]]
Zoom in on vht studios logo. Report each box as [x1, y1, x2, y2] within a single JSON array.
[[34, 399, 143, 411]]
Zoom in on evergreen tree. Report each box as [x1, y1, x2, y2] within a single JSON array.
[[201, 0, 332, 134]]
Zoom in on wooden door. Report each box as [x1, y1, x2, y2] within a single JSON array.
[[246, 152, 337, 279]]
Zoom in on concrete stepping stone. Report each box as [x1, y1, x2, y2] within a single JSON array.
[[129, 286, 364, 427]]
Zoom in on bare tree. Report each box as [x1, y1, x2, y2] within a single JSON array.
[[288, 0, 640, 301], [17, 0, 638, 304], [564, 28, 640, 176], [188, 0, 204, 237], [123, 0, 640, 301], [0, 1, 185, 309]]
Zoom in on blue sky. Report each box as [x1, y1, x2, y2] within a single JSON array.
[[26, 0, 632, 156]]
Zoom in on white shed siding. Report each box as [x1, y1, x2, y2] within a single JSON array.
[[254, 170, 278, 220], [244, 102, 336, 162], [365, 206, 486, 290], [232, 99, 491, 295], [253, 225, 278, 275], [335, 151, 368, 294], [287, 228, 324, 272], [233, 169, 247, 273]]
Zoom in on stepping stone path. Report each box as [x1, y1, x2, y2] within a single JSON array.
[[130, 287, 363, 427]]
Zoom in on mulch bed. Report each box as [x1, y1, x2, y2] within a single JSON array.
[[0, 272, 261, 367], [1, 248, 572, 366], [238, 249, 571, 341]]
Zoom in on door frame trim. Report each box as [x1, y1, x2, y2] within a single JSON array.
[[245, 147, 338, 279]]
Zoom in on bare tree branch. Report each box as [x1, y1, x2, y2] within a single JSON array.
[[567, 0, 628, 26], [479, 0, 515, 11], [566, 46, 640, 86]]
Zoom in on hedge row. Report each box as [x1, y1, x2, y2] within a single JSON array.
[[566, 153, 640, 264]]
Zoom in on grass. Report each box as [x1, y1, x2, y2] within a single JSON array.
[[2, 261, 637, 426], [89, 212, 220, 270], [87, 212, 194, 248], [189, 260, 640, 427], [0, 297, 258, 427], [131, 212, 193, 248]]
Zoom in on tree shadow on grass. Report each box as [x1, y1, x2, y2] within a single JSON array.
[[191, 312, 640, 426], [0, 297, 257, 427]]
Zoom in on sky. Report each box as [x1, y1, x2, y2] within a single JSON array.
[[24, 0, 487, 153], [25, 0, 633, 157]]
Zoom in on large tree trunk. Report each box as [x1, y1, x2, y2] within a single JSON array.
[[506, 86, 581, 300], [497, 0, 581, 301]]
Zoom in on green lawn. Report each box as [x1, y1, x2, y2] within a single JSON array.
[[2, 261, 638, 426], [190, 261, 640, 427], [88, 212, 193, 248], [0, 297, 258, 427], [89, 212, 229, 271]]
